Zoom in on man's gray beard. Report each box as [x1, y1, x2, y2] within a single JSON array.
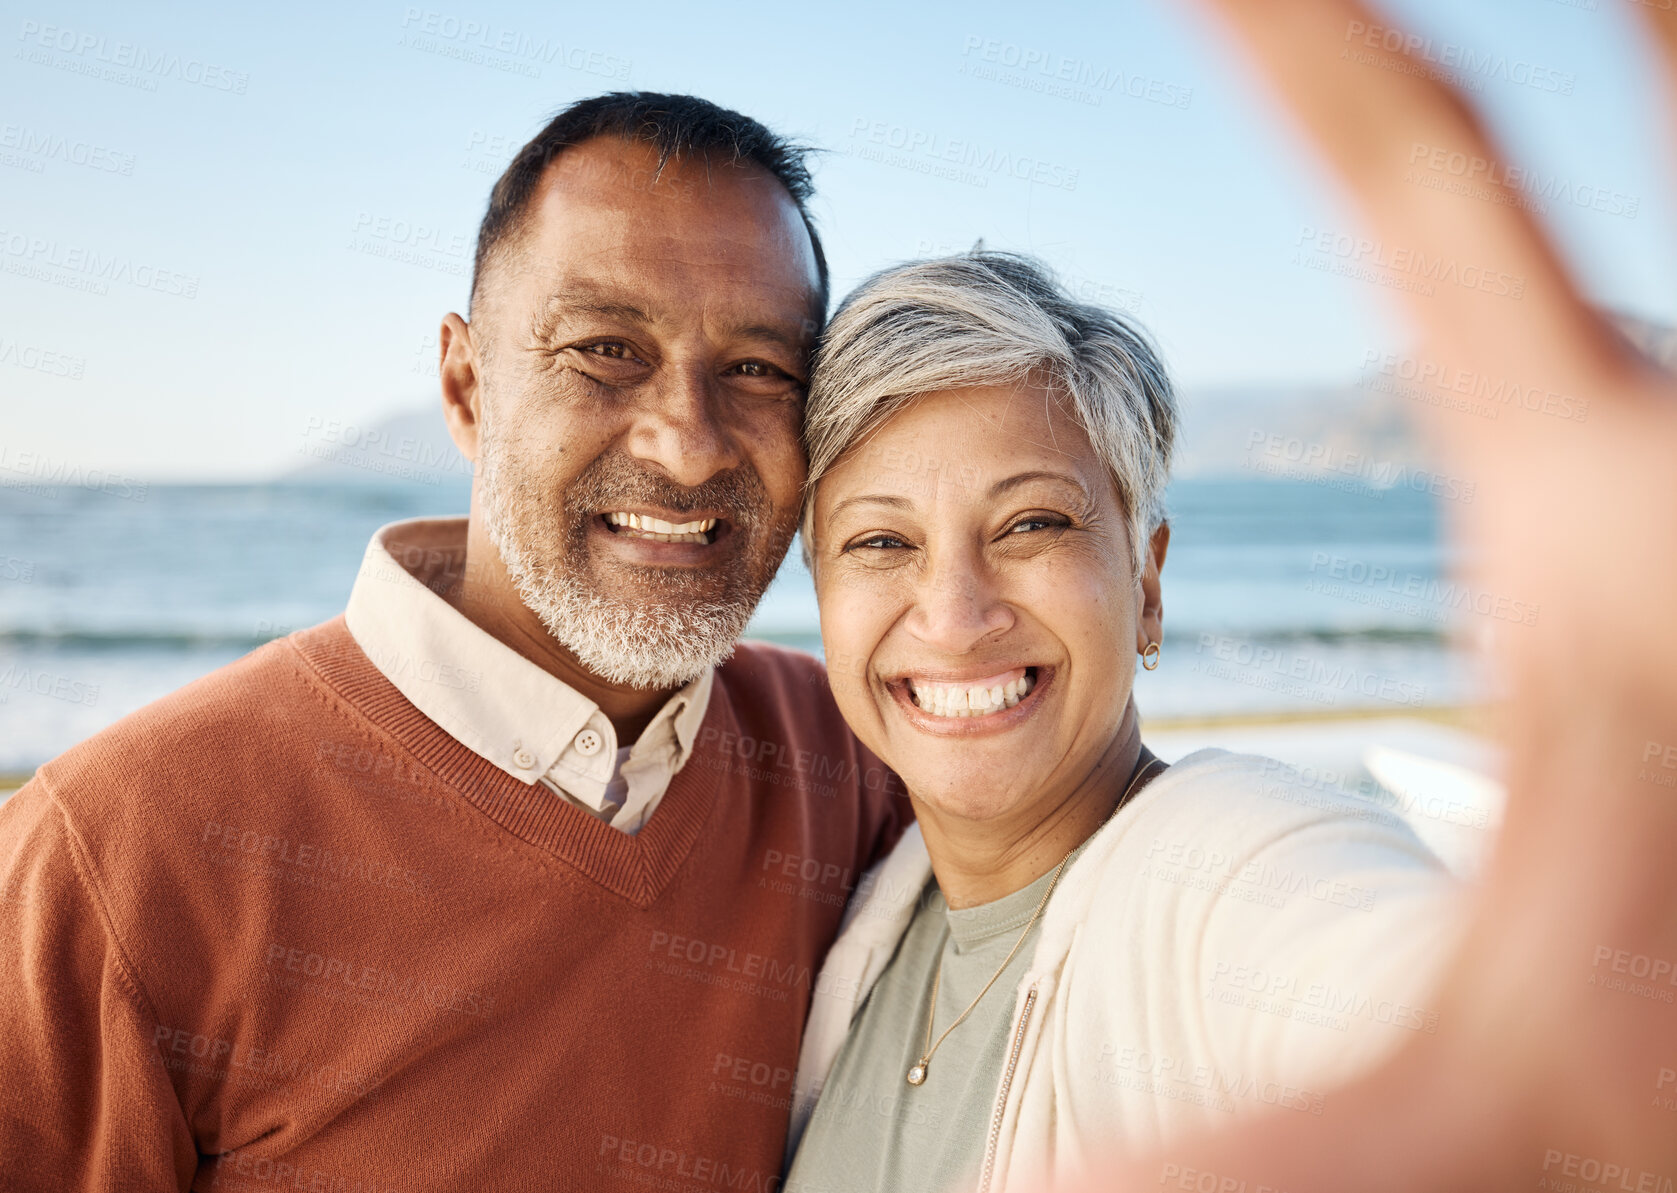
[[478, 409, 783, 692]]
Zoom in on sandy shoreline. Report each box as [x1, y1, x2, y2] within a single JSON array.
[[0, 704, 1495, 806]]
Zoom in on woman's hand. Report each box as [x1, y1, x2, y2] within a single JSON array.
[[1059, 2, 1677, 1188]]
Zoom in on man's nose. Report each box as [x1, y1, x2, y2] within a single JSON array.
[[624, 366, 742, 488], [902, 549, 1015, 654]]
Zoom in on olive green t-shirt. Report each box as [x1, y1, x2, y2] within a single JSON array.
[[784, 843, 1090, 1193]]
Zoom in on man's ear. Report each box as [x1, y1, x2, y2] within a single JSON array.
[[439, 312, 482, 463], [1135, 521, 1171, 653]]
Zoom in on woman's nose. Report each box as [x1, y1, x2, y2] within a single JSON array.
[[902, 554, 1015, 655]]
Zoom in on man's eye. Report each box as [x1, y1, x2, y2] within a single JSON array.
[[582, 342, 633, 359], [732, 361, 778, 378]]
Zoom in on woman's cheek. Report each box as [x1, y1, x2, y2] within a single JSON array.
[[817, 580, 880, 712]]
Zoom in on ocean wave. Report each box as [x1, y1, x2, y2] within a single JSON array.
[[0, 628, 290, 652]]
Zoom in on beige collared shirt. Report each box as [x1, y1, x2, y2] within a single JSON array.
[[343, 517, 712, 835]]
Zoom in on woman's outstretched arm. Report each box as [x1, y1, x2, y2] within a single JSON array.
[[1059, 2, 1677, 1188]]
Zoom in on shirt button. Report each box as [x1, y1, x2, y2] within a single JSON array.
[[573, 729, 603, 757], [512, 748, 536, 770]]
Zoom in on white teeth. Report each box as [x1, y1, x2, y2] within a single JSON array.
[[907, 671, 1036, 718], [604, 512, 717, 541]]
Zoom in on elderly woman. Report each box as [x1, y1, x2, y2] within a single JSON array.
[[781, 252, 1463, 1193]]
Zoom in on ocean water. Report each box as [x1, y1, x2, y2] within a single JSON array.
[[0, 477, 1479, 772]]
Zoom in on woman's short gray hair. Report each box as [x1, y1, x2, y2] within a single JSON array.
[[802, 251, 1179, 577]]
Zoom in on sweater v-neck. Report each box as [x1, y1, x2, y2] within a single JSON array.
[[290, 618, 726, 908]]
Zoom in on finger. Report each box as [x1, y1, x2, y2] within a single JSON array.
[[1641, 4, 1677, 126], [1050, 1042, 1507, 1193], [1191, 0, 1642, 408]]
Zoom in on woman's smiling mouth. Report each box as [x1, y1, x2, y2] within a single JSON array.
[[886, 666, 1052, 735], [906, 667, 1035, 717]]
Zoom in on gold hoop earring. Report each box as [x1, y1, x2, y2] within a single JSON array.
[[1141, 641, 1161, 671]]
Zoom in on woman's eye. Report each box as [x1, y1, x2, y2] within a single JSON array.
[[1008, 516, 1060, 535], [851, 533, 908, 551]]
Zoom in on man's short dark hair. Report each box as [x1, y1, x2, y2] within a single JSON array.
[[471, 91, 828, 315]]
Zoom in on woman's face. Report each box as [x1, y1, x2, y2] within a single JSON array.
[[811, 383, 1166, 824]]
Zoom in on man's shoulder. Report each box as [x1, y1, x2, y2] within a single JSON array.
[[714, 641, 843, 728], [34, 619, 354, 825], [718, 638, 828, 689], [711, 641, 905, 804]]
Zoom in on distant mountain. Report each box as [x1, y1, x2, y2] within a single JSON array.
[[285, 310, 1672, 488], [1176, 310, 1675, 479], [1173, 382, 1423, 480], [285, 401, 470, 488]]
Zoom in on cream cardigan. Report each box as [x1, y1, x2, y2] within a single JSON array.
[[788, 749, 1465, 1192]]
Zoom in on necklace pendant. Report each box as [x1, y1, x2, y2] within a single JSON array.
[[906, 1062, 928, 1086]]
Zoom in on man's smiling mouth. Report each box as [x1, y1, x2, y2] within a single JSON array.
[[601, 511, 720, 545]]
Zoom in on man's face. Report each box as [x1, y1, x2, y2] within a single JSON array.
[[467, 137, 821, 689]]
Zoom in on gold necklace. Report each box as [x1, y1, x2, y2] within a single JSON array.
[[905, 752, 1162, 1087]]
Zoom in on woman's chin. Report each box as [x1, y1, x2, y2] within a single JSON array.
[[903, 771, 1044, 825]]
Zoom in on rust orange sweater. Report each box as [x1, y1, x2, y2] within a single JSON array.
[[0, 619, 908, 1192]]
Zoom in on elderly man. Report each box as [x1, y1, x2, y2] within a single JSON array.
[[0, 92, 908, 1191]]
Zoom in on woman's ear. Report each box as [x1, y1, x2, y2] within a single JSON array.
[[1135, 521, 1171, 653]]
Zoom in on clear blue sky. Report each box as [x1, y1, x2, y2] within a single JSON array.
[[3, 0, 1672, 480]]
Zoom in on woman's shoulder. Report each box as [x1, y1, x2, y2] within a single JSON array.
[[1109, 747, 1428, 855], [1051, 747, 1442, 928]]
